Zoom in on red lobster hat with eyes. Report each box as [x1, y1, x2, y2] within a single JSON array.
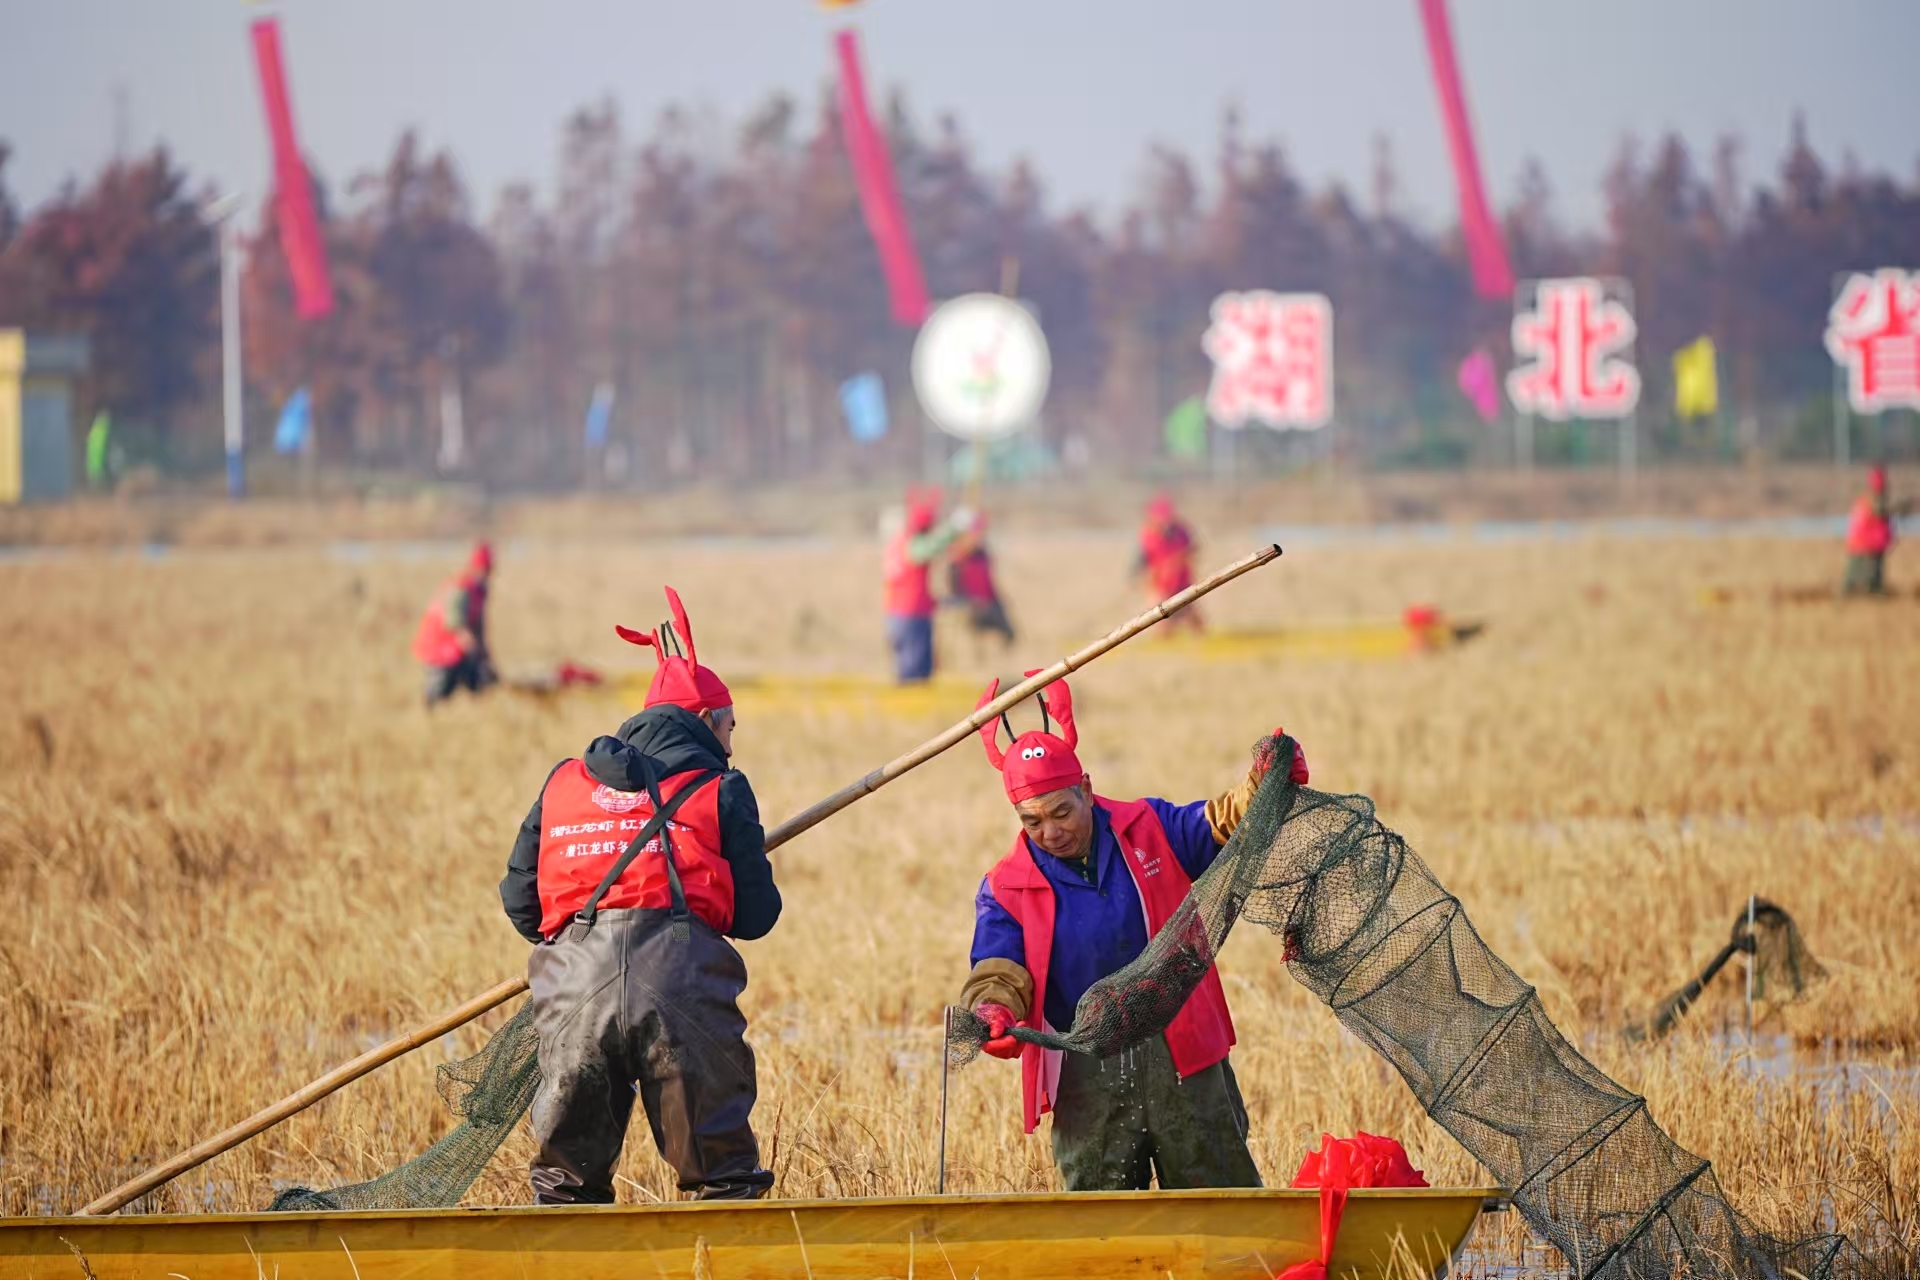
[[977, 671, 1086, 803], [614, 587, 733, 716]]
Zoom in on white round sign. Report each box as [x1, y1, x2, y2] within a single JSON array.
[[911, 293, 1051, 440]]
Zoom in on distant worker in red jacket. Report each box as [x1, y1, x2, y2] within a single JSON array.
[[958, 674, 1308, 1190], [1843, 464, 1897, 596], [1135, 494, 1202, 632], [947, 507, 1016, 656], [884, 489, 960, 682], [413, 541, 497, 705], [500, 587, 779, 1204]]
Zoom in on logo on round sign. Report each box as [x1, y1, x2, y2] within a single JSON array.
[[591, 784, 646, 814]]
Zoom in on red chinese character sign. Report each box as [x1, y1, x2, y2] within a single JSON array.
[[1202, 291, 1334, 430], [1506, 278, 1640, 421], [1825, 269, 1920, 414]]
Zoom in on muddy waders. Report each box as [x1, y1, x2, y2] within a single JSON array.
[[526, 766, 774, 1203]]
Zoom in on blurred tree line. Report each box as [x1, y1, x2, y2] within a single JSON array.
[[0, 99, 1915, 487]]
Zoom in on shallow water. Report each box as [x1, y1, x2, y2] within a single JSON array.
[[0, 513, 1915, 564]]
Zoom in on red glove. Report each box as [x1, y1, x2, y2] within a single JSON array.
[[1254, 728, 1310, 786], [974, 1003, 1022, 1060]]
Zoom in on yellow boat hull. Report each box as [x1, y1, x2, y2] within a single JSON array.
[[1152, 621, 1481, 662], [1, 1188, 1504, 1280]]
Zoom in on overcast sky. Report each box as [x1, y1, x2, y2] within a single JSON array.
[[1, 1, 1914, 232]]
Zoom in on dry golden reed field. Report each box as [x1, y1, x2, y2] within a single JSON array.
[[1, 518, 1915, 1267]]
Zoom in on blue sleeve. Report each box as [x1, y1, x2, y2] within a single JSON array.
[[970, 875, 1027, 969], [1146, 797, 1222, 880]]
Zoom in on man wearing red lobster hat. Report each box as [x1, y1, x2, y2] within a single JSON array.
[[500, 587, 780, 1203], [1842, 463, 1898, 596], [883, 487, 962, 682], [412, 540, 497, 705], [1135, 494, 1203, 633], [959, 674, 1307, 1189]]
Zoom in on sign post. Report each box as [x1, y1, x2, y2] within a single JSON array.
[[1825, 268, 1920, 467], [1507, 276, 1641, 476], [202, 194, 246, 499]]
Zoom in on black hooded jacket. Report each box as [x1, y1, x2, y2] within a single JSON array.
[[500, 704, 781, 944]]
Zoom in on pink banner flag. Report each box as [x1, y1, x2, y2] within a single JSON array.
[[251, 18, 334, 320], [1456, 348, 1500, 421], [1417, 0, 1513, 301], [834, 28, 931, 328]]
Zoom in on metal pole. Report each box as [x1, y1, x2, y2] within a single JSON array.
[[1831, 271, 1850, 470], [219, 214, 244, 499], [1834, 355, 1849, 469], [1619, 277, 1638, 484], [937, 1006, 952, 1195], [437, 335, 464, 473], [1512, 279, 1531, 473]]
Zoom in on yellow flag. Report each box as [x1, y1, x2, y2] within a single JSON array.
[[1672, 336, 1718, 419]]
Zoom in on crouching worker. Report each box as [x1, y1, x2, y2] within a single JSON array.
[[500, 587, 779, 1203], [414, 541, 497, 706], [958, 674, 1307, 1190]]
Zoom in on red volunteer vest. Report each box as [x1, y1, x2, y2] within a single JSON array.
[[987, 797, 1236, 1134], [1847, 495, 1893, 556], [535, 760, 731, 937], [952, 548, 997, 604], [884, 530, 937, 617], [1139, 521, 1195, 597], [411, 576, 474, 667]]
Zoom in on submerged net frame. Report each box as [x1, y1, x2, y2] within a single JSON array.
[[949, 735, 1884, 1280], [269, 1003, 541, 1211], [1633, 899, 1827, 1041]]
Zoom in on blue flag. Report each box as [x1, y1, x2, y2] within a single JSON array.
[[273, 387, 312, 454], [840, 372, 888, 443], [584, 382, 615, 447]]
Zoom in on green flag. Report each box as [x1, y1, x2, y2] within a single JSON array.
[[1164, 395, 1208, 460], [85, 411, 111, 486]]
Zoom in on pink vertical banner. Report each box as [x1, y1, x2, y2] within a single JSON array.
[[1417, 0, 1513, 301], [834, 28, 931, 328], [251, 17, 334, 320]]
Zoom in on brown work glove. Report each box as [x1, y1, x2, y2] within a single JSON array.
[[959, 958, 1033, 1024]]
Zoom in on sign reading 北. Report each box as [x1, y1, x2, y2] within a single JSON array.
[[1506, 277, 1640, 421]]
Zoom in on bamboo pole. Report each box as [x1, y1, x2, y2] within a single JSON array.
[[761, 543, 1280, 847], [81, 543, 1281, 1216], [80, 977, 529, 1215]]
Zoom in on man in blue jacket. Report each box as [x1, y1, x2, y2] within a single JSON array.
[[959, 677, 1307, 1190]]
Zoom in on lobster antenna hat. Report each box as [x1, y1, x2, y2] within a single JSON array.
[[977, 672, 1086, 804], [904, 485, 942, 534], [615, 587, 733, 716]]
